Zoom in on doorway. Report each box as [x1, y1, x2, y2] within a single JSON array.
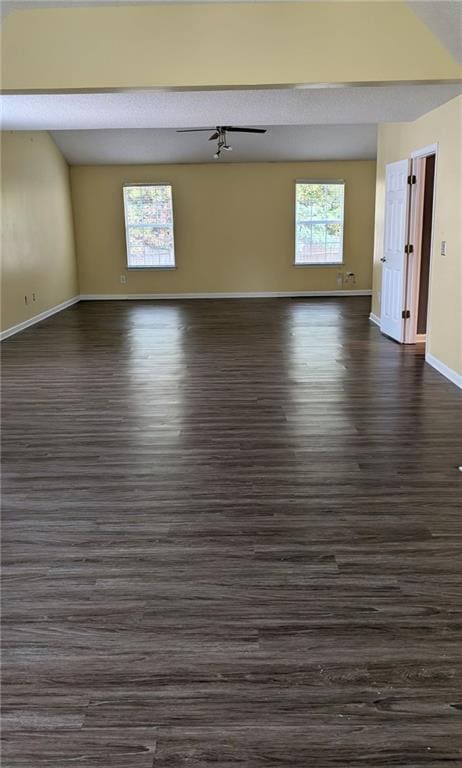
[[404, 145, 437, 345], [380, 144, 437, 345], [415, 154, 435, 339]]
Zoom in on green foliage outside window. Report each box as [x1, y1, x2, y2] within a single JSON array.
[[295, 182, 344, 263], [123, 185, 175, 267]]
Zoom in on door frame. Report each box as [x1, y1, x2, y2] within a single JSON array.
[[404, 143, 438, 344]]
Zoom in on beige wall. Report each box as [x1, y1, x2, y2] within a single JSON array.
[[1, 132, 79, 332], [2, 2, 460, 91], [71, 160, 376, 297], [372, 96, 462, 375]]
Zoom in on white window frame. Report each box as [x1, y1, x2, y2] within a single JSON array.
[[123, 182, 176, 270], [294, 179, 345, 267]]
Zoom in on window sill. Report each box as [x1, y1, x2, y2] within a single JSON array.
[[127, 266, 177, 271], [293, 262, 344, 268]]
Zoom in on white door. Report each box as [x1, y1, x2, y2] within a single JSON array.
[[380, 159, 410, 342]]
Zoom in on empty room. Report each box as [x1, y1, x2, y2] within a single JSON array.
[[1, 1, 461, 765]]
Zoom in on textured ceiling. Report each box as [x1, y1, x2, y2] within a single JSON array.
[[3, 84, 462, 131], [50, 124, 378, 165], [4, 83, 461, 164]]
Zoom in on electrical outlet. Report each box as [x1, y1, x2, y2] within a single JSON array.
[[120, 275, 127, 284], [344, 271, 356, 286], [441, 240, 447, 256], [336, 272, 343, 287], [32, 292, 37, 302]]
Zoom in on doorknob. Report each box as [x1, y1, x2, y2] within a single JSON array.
[[380, 257, 386, 262]]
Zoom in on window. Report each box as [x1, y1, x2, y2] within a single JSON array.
[[295, 181, 345, 265], [123, 184, 175, 268]]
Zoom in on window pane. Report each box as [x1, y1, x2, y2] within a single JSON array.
[[295, 182, 344, 264], [123, 185, 175, 268]]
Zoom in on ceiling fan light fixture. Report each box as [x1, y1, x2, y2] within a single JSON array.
[[177, 125, 267, 160]]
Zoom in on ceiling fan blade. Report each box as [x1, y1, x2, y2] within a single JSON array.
[[176, 128, 216, 133], [208, 132, 220, 141], [224, 127, 267, 134]]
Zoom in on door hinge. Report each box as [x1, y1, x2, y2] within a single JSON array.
[[404, 243, 414, 254], [408, 174, 417, 185], [402, 309, 411, 319]]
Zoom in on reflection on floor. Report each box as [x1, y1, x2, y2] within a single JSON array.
[[2, 297, 462, 766]]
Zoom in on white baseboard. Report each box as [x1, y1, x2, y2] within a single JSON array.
[[425, 352, 462, 389], [0, 291, 373, 340], [368, 319, 461, 388], [80, 290, 373, 301], [0, 296, 80, 341]]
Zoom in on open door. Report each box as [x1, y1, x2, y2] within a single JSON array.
[[404, 153, 436, 343], [380, 159, 411, 342]]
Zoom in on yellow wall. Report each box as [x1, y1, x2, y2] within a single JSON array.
[[2, 2, 460, 91], [372, 95, 462, 374], [1, 132, 79, 332], [71, 160, 376, 297]]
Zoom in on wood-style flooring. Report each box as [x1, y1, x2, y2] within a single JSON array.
[[1, 297, 462, 767]]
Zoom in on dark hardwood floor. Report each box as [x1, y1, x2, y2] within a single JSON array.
[[1, 297, 462, 767]]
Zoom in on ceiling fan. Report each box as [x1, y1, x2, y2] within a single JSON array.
[[177, 126, 267, 159]]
